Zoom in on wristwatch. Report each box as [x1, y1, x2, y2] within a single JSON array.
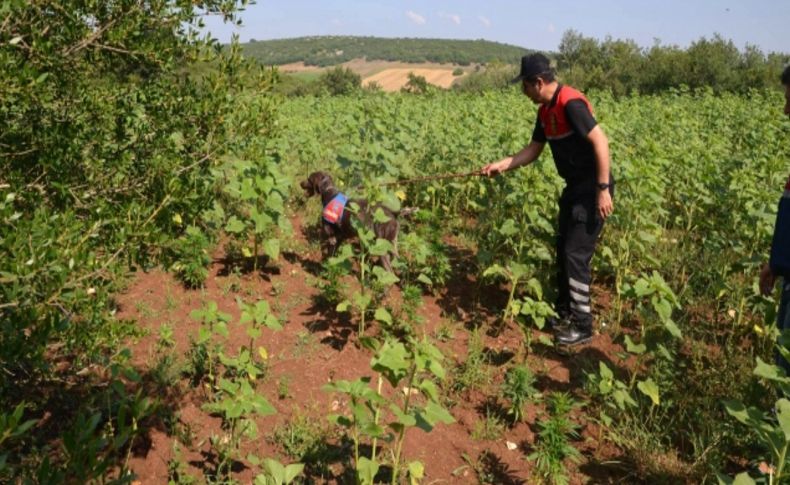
[[597, 183, 611, 191]]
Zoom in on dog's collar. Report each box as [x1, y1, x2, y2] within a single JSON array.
[[322, 193, 348, 225]]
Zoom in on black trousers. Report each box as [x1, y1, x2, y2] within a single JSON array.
[[555, 189, 608, 329]]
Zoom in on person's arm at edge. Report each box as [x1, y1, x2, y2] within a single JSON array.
[[481, 140, 545, 176], [587, 125, 613, 220]]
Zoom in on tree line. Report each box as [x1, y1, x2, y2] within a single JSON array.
[[553, 30, 788, 95], [242, 36, 526, 67], [261, 32, 789, 96]]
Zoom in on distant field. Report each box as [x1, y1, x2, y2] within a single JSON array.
[[363, 68, 462, 90], [277, 58, 472, 91]]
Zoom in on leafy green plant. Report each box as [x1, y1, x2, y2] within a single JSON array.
[[219, 157, 290, 273], [371, 338, 455, 484], [254, 458, 305, 485], [721, 357, 790, 484], [317, 245, 354, 306], [203, 378, 276, 480], [171, 225, 213, 288], [471, 408, 506, 441], [270, 413, 334, 476], [238, 296, 282, 357], [323, 377, 387, 484], [277, 376, 292, 400], [334, 207, 401, 337], [502, 364, 539, 424], [482, 264, 555, 358], [528, 392, 583, 485], [0, 403, 37, 476], [449, 328, 491, 396], [189, 300, 231, 387], [324, 337, 454, 484]]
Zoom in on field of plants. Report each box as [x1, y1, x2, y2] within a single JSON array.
[[3, 2, 790, 484]]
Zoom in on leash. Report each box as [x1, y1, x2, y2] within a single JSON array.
[[370, 170, 484, 188]]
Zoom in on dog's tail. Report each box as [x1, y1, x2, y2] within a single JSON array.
[[399, 207, 419, 218]]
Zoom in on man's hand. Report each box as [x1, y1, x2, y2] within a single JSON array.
[[481, 159, 508, 177], [760, 263, 777, 296], [598, 189, 613, 220]]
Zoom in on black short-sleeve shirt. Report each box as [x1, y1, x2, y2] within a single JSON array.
[[532, 86, 600, 186]]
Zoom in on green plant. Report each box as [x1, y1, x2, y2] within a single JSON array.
[[220, 157, 290, 274], [458, 450, 505, 484], [318, 244, 353, 306], [433, 321, 454, 342], [253, 458, 305, 485], [292, 331, 317, 358], [323, 377, 387, 484], [483, 263, 555, 358], [171, 225, 212, 288], [167, 443, 199, 485], [235, 296, 282, 378], [502, 364, 539, 424], [401, 72, 432, 95], [319, 66, 361, 95], [335, 209, 401, 337], [471, 408, 506, 441], [324, 337, 454, 484], [528, 392, 583, 485], [449, 328, 491, 396], [721, 356, 790, 484], [189, 301, 231, 388], [158, 323, 176, 350], [203, 378, 276, 480], [0, 403, 37, 475], [277, 376, 291, 400], [270, 413, 333, 472]]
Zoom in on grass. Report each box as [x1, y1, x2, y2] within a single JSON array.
[[135, 300, 159, 319], [277, 375, 292, 400], [291, 331, 318, 358], [471, 408, 506, 441], [269, 412, 338, 477], [448, 328, 491, 396]]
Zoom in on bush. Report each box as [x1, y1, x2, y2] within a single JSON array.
[[401, 72, 432, 94], [0, 0, 279, 480], [171, 226, 213, 288], [319, 66, 361, 95]]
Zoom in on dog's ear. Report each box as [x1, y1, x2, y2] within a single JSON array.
[[300, 174, 316, 196]]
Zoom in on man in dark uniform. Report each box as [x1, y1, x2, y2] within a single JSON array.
[[759, 65, 790, 372], [481, 53, 614, 346]]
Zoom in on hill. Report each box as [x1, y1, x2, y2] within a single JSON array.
[[240, 36, 529, 67]]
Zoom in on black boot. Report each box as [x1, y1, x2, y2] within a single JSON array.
[[555, 323, 592, 346], [545, 314, 570, 333]]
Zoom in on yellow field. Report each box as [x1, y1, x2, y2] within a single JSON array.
[[278, 59, 469, 91]]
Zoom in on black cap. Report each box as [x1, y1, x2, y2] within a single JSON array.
[[511, 53, 552, 84]]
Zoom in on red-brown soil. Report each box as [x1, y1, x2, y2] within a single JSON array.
[[117, 212, 626, 484]]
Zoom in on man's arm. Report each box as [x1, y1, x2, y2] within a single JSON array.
[[481, 140, 545, 176], [587, 125, 613, 220]]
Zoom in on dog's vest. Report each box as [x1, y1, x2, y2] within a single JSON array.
[[322, 193, 348, 225]]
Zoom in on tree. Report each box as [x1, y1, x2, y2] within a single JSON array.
[[0, 1, 278, 479], [401, 72, 431, 94], [319, 66, 361, 95]]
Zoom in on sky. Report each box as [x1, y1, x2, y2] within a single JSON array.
[[202, 0, 789, 54]]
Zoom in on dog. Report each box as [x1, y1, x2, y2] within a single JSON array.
[[300, 171, 414, 272]]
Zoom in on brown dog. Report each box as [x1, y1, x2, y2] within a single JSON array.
[[300, 171, 413, 272]]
